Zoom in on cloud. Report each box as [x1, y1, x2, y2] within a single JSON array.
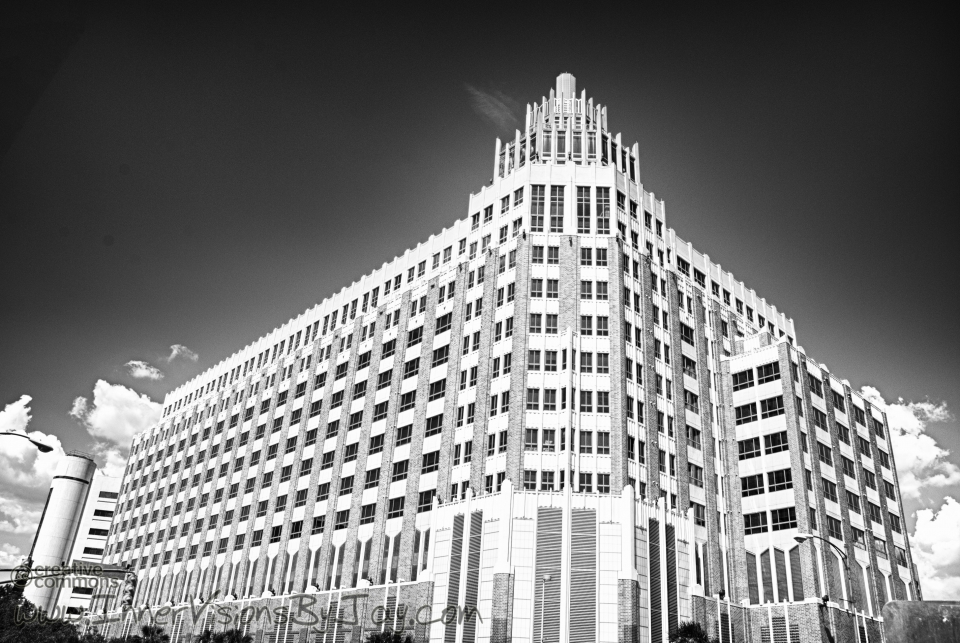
[[71, 380, 162, 446], [859, 386, 959, 500], [465, 84, 520, 131], [126, 360, 164, 380], [166, 343, 198, 363], [90, 443, 129, 479], [0, 395, 32, 433], [0, 396, 66, 572], [0, 543, 24, 568], [0, 396, 65, 503], [911, 497, 960, 600]]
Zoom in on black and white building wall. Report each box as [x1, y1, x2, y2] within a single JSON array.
[[89, 74, 918, 643]]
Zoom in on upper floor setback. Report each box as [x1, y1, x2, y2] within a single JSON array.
[[147, 73, 797, 438]]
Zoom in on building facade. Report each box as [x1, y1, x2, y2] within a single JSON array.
[[24, 452, 121, 615], [90, 74, 918, 642]]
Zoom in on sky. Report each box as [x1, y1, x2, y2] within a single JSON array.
[[0, 3, 957, 598]]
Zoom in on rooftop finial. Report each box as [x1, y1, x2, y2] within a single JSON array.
[[556, 73, 576, 100]]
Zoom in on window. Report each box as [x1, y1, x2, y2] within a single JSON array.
[[760, 395, 785, 418], [680, 323, 695, 346], [577, 187, 590, 233], [744, 512, 768, 535], [525, 428, 539, 451], [846, 490, 861, 514], [596, 316, 608, 336], [768, 469, 792, 492], [357, 504, 376, 525], [387, 497, 405, 519], [597, 391, 610, 413], [817, 442, 833, 466], [545, 350, 558, 372], [530, 185, 545, 231], [580, 315, 593, 335], [597, 473, 611, 494], [868, 502, 883, 524], [406, 325, 426, 348], [381, 339, 396, 358], [889, 512, 902, 534], [826, 516, 843, 540], [546, 279, 558, 299], [399, 391, 416, 412], [688, 464, 704, 488], [684, 390, 699, 414], [435, 313, 452, 334], [771, 507, 797, 531], [877, 449, 890, 469], [596, 431, 610, 454], [837, 423, 851, 444], [528, 350, 541, 371], [741, 474, 764, 497], [526, 388, 540, 410], [530, 278, 543, 298], [428, 379, 446, 401], [369, 434, 384, 455], [822, 478, 838, 502], [757, 361, 781, 384], [523, 470, 537, 490], [811, 407, 828, 431], [735, 402, 758, 425], [808, 374, 824, 397], [738, 437, 761, 460], [425, 414, 443, 436], [849, 405, 866, 426], [418, 490, 436, 513], [391, 460, 409, 482], [884, 479, 896, 500], [732, 369, 754, 391], [580, 280, 593, 300], [841, 456, 857, 479]]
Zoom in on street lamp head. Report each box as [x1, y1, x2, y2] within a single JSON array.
[[794, 533, 813, 544], [32, 440, 53, 453], [0, 431, 53, 453], [543, 574, 552, 582]]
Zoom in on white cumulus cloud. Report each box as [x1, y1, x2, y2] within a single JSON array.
[[911, 497, 960, 600], [0, 395, 66, 572], [71, 380, 162, 446], [0, 543, 24, 568], [859, 386, 959, 500], [126, 360, 164, 380], [0, 396, 65, 503], [166, 343, 198, 363]]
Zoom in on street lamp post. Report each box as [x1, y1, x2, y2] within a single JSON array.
[[539, 574, 552, 643], [795, 532, 856, 640], [0, 431, 53, 453], [794, 532, 854, 608]]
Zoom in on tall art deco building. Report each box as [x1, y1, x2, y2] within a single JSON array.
[[93, 75, 919, 643]]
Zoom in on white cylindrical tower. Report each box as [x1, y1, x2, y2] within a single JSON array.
[[23, 452, 97, 613]]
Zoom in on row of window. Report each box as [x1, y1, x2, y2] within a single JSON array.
[[744, 507, 798, 534]]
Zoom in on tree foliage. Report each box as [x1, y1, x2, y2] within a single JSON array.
[[0, 584, 80, 643], [669, 620, 720, 643], [195, 629, 253, 643], [363, 630, 415, 643]]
